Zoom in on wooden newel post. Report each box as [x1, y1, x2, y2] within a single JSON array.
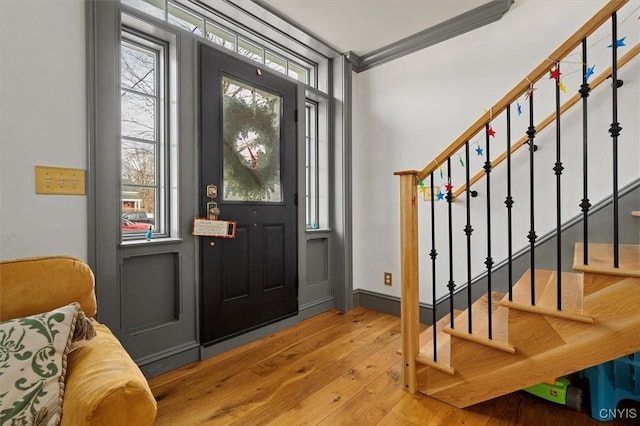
[[395, 170, 420, 393]]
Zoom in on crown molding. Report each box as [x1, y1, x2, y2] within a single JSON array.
[[353, 0, 514, 72]]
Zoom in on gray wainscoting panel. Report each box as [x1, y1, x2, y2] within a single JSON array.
[[304, 236, 332, 303], [307, 237, 329, 283], [121, 252, 180, 333]]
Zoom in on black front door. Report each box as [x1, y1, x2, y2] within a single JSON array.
[[199, 43, 298, 345]]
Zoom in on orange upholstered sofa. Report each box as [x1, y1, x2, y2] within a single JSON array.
[[0, 255, 157, 425]]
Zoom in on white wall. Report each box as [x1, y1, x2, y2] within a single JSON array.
[[352, 0, 640, 302], [0, 0, 87, 260]]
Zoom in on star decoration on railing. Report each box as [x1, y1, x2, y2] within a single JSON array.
[[549, 66, 562, 82], [558, 81, 567, 93], [585, 65, 596, 81], [607, 37, 626, 48], [476, 145, 484, 156], [517, 102, 523, 116], [487, 126, 496, 138]]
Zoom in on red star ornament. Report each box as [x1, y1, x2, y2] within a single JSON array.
[[549, 66, 562, 82], [444, 182, 454, 192], [487, 126, 496, 138]]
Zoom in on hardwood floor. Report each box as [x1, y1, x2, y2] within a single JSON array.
[[148, 307, 639, 425]]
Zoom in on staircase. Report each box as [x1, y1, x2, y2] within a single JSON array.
[[415, 244, 640, 408], [395, 0, 640, 408]]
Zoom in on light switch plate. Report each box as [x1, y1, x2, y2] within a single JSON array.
[[35, 166, 86, 195]]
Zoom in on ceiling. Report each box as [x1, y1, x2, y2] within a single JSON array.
[[255, 0, 494, 57]]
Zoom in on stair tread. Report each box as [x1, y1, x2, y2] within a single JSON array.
[[506, 269, 584, 315], [574, 243, 640, 277], [444, 292, 510, 345]]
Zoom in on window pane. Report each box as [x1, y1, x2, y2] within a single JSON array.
[[122, 185, 156, 235], [265, 51, 286, 75], [205, 21, 235, 51], [238, 38, 263, 63], [121, 0, 165, 19], [305, 102, 317, 228], [288, 61, 309, 84], [121, 30, 167, 241], [168, 2, 204, 36], [121, 92, 156, 141], [222, 77, 281, 202], [121, 43, 156, 95], [121, 140, 156, 186]]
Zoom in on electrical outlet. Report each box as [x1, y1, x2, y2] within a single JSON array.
[[384, 272, 392, 286]]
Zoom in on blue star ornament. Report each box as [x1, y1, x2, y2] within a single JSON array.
[[517, 102, 523, 116], [437, 190, 445, 201], [607, 37, 626, 48], [476, 145, 484, 156], [585, 65, 595, 81]]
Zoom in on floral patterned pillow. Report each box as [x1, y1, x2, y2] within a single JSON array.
[[0, 303, 95, 426]]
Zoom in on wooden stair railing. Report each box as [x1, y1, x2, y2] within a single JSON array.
[[403, 0, 629, 183], [394, 0, 636, 404], [454, 42, 640, 199]]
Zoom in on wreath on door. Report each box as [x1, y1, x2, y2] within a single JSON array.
[[222, 96, 280, 200]]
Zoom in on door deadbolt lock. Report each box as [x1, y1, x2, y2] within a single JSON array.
[[207, 184, 217, 199]]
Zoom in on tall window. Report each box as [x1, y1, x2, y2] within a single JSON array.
[[305, 101, 318, 228], [120, 34, 166, 240]]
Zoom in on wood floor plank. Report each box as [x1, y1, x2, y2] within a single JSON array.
[[316, 360, 405, 425], [266, 338, 402, 426], [229, 315, 401, 425], [249, 308, 384, 377]]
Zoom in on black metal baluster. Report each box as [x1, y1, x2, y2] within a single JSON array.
[[527, 87, 538, 305], [553, 62, 564, 311], [579, 39, 592, 266], [609, 11, 622, 268], [430, 172, 438, 362], [505, 105, 514, 301], [484, 125, 493, 339], [447, 158, 456, 328], [464, 142, 473, 333]]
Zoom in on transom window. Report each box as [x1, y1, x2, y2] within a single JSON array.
[[121, 0, 314, 86]]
